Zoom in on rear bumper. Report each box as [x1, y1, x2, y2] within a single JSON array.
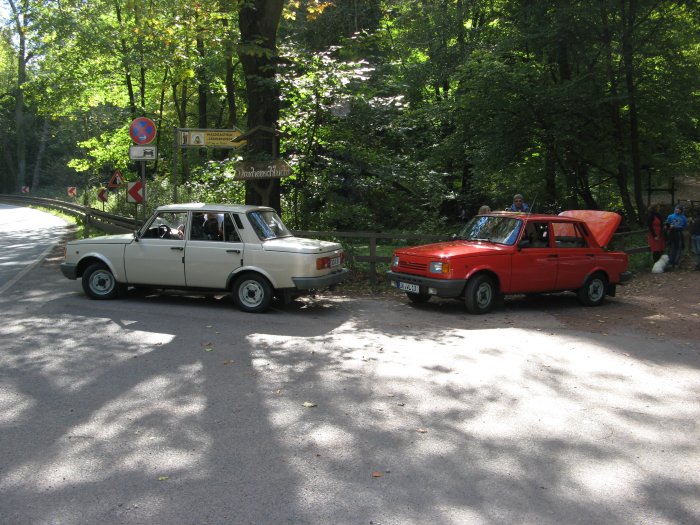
[[386, 270, 465, 298], [60, 262, 78, 280], [292, 268, 349, 290]]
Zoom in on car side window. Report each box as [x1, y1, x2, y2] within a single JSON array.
[[520, 222, 550, 248], [142, 212, 188, 240], [223, 214, 241, 242], [552, 222, 588, 248]]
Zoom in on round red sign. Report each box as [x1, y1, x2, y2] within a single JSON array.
[[129, 117, 157, 145]]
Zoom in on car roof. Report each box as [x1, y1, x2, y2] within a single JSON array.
[[155, 203, 275, 213], [484, 211, 585, 222]]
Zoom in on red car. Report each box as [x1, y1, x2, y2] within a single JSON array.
[[387, 210, 631, 314]]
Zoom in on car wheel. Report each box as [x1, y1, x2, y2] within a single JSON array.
[[82, 263, 121, 300], [233, 274, 273, 313], [406, 291, 431, 304], [465, 274, 496, 314], [577, 272, 607, 306]]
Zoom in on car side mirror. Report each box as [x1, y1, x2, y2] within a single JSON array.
[[133, 231, 140, 242], [518, 239, 530, 250]]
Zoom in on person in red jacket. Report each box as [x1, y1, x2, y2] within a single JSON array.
[[646, 203, 665, 263]]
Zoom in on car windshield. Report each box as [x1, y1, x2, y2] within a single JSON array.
[[248, 210, 292, 240], [456, 215, 522, 245]]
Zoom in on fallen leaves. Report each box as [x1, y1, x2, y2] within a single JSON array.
[[302, 401, 318, 408]]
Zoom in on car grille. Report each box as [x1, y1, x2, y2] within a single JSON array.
[[398, 261, 427, 272]]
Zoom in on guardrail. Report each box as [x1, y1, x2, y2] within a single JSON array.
[[0, 194, 138, 234], [1, 194, 650, 283]]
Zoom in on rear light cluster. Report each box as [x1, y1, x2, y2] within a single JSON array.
[[316, 252, 345, 270]]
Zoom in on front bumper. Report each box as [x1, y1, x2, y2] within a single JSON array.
[[386, 270, 465, 298], [60, 262, 78, 280], [292, 268, 349, 290]]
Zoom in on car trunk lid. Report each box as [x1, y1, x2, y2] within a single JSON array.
[[559, 210, 621, 248]]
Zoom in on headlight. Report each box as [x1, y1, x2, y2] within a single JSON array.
[[429, 261, 450, 274], [392, 256, 400, 267]]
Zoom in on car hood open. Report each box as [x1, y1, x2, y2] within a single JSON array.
[[559, 210, 621, 247], [263, 236, 343, 254]]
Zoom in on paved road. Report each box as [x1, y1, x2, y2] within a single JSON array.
[[0, 204, 70, 294], [1, 208, 699, 524]]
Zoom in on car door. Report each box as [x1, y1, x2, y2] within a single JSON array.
[[184, 212, 245, 289], [124, 211, 187, 286], [552, 221, 597, 289], [509, 221, 558, 293]]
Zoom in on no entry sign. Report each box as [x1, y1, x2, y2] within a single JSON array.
[[129, 117, 157, 145]]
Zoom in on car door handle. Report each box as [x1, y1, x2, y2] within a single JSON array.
[[226, 249, 241, 254], [171, 247, 184, 251], [548, 254, 558, 258]]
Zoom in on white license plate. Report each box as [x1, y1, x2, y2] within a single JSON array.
[[397, 281, 419, 293], [330, 256, 341, 267]]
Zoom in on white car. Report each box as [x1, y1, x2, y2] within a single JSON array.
[[60, 203, 348, 313]]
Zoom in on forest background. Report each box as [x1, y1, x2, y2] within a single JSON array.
[[1, 0, 699, 233]]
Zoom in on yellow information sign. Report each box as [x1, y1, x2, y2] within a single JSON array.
[[178, 128, 245, 149]]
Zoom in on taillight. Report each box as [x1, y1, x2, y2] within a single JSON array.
[[316, 253, 344, 270]]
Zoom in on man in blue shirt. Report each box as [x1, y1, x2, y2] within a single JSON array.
[[509, 194, 530, 212], [665, 205, 688, 270]]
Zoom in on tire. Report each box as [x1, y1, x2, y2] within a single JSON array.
[[233, 274, 273, 313], [465, 274, 496, 314], [82, 263, 120, 300], [577, 272, 608, 306], [406, 291, 431, 304]]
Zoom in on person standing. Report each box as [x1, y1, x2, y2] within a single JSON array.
[[690, 208, 700, 271], [509, 194, 530, 212], [646, 203, 665, 263], [665, 205, 688, 270]]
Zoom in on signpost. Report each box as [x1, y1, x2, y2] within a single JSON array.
[[129, 145, 157, 160], [127, 181, 144, 203], [129, 117, 157, 220], [129, 117, 157, 145], [178, 128, 244, 149], [233, 159, 292, 180], [107, 169, 125, 188], [67, 187, 77, 198]]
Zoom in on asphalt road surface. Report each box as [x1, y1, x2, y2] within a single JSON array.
[[1, 206, 699, 524]]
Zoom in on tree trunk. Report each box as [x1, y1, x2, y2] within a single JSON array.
[[31, 117, 50, 190], [620, 0, 644, 224], [8, 0, 28, 192], [601, 4, 637, 225], [238, 0, 284, 212]]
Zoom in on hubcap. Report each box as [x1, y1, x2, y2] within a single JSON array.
[[239, 280, 263, 307], [91, 270, 114, 295], [589, 279, 604, 301], [476, 283, 492, 308]]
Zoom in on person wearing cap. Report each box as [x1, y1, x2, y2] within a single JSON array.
[[509, 194, 530, 212], [664, 204, 688, 270]]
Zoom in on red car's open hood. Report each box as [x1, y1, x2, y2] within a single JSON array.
[[559, 210, 621, 247]]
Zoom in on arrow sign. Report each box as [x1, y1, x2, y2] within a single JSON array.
[[97, 188, 109, 202], [129, 117, 157, 145], [126, 181, 144, 203], [67, 187, 77, 198]]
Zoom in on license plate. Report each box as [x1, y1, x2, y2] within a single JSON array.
[[397, 281, 419, 293], [330, 256, 341, 267]]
